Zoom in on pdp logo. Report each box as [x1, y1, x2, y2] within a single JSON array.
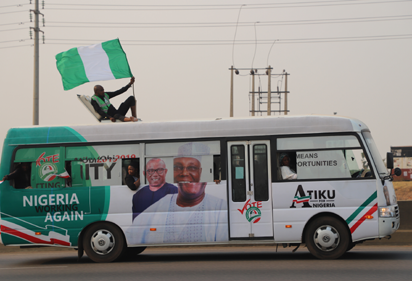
[[38, 162, 58, 182], [238, 199, 263, 223], [245, 206, 261, 223]]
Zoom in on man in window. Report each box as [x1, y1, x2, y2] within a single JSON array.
[[2, 162, 32, 189], [280, 153, 297, 180]]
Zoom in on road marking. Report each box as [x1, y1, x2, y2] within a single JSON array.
[[0, 266, 67, 270]]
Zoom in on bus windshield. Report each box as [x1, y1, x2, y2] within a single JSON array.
[[362, 131, 388, 177]]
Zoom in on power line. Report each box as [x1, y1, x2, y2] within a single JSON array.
[[44, 34, 412, 46], [0, 27, 27, 32], [0, 44, 32, 50], [44, 0, 412, 9], [0, 21, 29, 27], [44, 15, 412, 28], [0, 39, 30, 44], [0, 10, 26, 15], [0, 3, 27, 9]]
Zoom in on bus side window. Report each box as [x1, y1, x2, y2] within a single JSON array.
[[213, 155, 221, 183], [122, 158, 140, 186], [64, 161, 72, 187], [278, 152, 297, 180], [70, 161, 86, 187], [5, 162, 33, 189]]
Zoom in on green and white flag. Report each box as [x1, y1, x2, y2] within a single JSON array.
[[56, 39, 132, 91]]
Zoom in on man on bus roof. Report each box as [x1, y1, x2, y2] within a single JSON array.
[[91, 77, 138, 122]]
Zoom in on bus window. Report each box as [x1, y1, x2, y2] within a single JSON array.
[[231, 145, 246, 202], [213, 155, 221, 182], [253, 144, 269, 201], [122, 158, 140, 190], [3, 162, 32, 189], [277, 135, 374, 181]]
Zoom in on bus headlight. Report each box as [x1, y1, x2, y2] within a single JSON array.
[[379, 206, 396, 218]]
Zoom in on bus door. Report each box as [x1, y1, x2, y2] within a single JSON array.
[[227, 141, 273, 239]]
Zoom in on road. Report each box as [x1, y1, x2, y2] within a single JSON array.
[[0, 245, 411, 281]]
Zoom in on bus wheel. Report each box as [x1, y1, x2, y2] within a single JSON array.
[[305, 217, 349, 259], [83, 223, 125, 263]]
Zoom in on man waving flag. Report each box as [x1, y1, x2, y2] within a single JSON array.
[[56, 39, 132, 91]]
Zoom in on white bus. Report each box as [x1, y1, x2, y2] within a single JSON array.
[[0, 115, 400, 262]]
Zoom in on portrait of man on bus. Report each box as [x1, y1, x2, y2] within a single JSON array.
[[131, 158, 177, 221], [128, 142, 227, 244]]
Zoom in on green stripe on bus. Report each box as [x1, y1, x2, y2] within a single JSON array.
[[346, 191, 377, 225]]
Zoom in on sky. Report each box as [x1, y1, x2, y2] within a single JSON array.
[[0, 0, 411, 161]]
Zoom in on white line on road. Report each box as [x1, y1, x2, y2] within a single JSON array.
[[0, 266, 68, 270]]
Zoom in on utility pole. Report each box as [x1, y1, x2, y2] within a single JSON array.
[[251, 69, 255, 116], [267, 66, 271, 115], [230, 66, 289, 117], [30, 0, 44, 125], [230, 66, 234, 117], [284, 71, 288, 115]]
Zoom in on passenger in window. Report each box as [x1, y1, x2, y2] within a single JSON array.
[[2, 162, 32, 189], [280, 153, 297, 180], [65, 161, 72, 187], [125, 162, 140, 191]]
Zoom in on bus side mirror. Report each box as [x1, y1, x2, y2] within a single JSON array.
[[394, 167, 402, 177], [386, 152, 394, 170]]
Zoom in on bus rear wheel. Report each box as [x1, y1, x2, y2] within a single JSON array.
[[305, 217, 349, 259], [83, 223, 125, 263]]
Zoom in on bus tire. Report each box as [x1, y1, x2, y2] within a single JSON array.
[[123, 247, 146, 259], [305, 216, 349, 259], [83, 223, 125, 263], [346, 242, 356, 252]]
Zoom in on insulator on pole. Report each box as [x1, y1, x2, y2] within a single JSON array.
[[30, 30, 32, 39], [30, 13, 32, 22], [42, 17, 45, 27], [42, 34, 45, 44], [42, 0, 45, 9]]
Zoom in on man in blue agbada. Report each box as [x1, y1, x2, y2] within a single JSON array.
[[91, 77, 138, 122], [131, 158, 177, 221]]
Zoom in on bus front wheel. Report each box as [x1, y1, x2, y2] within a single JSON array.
[[305, 217, 349, 259], [83, 223, 125, 263]]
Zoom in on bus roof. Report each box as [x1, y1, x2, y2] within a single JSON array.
[[5, 115, 368, 145]]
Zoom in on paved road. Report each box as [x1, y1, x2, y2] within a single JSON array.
[[0, 245, 411, 281]]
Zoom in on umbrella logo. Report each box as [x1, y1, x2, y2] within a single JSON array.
[[38, 162, 58, 182]]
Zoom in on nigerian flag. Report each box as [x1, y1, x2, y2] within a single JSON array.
[[56, 39, 132, 91]]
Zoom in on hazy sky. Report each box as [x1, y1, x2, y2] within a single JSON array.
[[1, 0, 411, 160]]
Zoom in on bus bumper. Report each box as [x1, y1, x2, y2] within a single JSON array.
[[378, 205, 400, 237]]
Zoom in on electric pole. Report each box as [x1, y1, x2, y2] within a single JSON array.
[[30, 0, 44, 125]]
